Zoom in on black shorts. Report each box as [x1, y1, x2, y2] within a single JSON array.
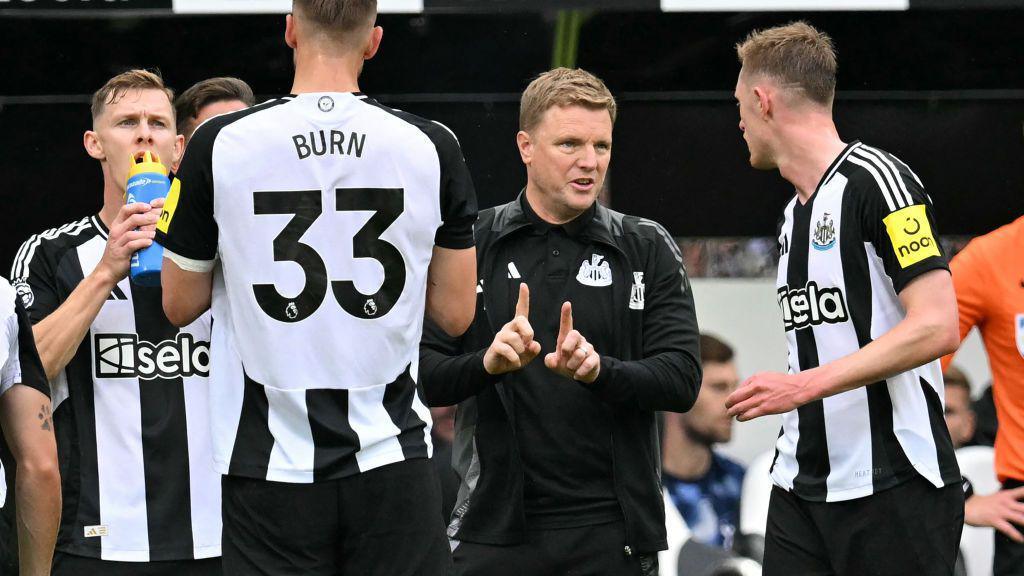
[[995, 479, 1024, 576], [222, 458, 450, 576], [51, 552, 221, 576], [763, 475, 964, 576], [451, 521, 657, 576]]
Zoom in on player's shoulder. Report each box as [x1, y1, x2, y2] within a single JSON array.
[[842, 142, 926, 204], [356, 96, 462, 152], [189, 96, 296, 150], [14, 216, 97, 264], [958, 216, 1024, 263]]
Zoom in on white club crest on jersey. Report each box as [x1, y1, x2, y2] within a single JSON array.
[[318, 96, 335, 113], [629, 272, 645, 310], [812, 212, 836, 251], [577, 254, 612, 287]]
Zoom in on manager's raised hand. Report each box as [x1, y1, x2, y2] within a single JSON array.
[[483, 283, 542, 375], [544, 302, 601, 384]]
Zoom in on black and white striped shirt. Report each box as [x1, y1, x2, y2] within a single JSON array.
[[156, 93, 477, 483], [771, 141, 961, 502], [10, 216, 220, 561]]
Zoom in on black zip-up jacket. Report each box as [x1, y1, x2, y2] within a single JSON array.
[[419, 194, 702, 554]]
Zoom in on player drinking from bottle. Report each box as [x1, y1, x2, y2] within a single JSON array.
[[10, 69, 222, 575]]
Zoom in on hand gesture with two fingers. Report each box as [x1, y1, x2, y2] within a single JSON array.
[[483, 283, 542, 375], [544, 302, 601, 384]]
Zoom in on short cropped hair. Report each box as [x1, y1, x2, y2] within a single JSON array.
[[174, 77, 255, 137], [293, 0, 376, 34], [944, 365, 972, 396], [91, 69, 175, 121], [700, 333, 735, 366], [519, 67, 617, 133], [735, 21, 837, 106]]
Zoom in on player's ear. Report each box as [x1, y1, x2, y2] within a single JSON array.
[[516, 130, 533, 166], [284, 13, 297, 49], [364, 26, 383, 60], [84, 130, 105, 161], [753, 86, 772, 119], [172, 134, 185, 168]]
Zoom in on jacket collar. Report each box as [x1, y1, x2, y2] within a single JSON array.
[[493, 189, 617, 247]]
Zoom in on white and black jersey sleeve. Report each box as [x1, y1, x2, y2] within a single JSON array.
[[849, 147, 949, 293], [430, 123, 477, 250], [156, 119, 219, 264]]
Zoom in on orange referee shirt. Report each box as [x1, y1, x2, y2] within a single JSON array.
[[943, 216, 1024, 482]]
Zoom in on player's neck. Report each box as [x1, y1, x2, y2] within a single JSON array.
[[662, 424, 714, 480], [776, 117, 846, 203], [291, 51, 363, 94], [98, 176, 125, 230]]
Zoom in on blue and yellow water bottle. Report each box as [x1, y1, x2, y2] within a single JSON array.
[[125, 151, 169, 287]]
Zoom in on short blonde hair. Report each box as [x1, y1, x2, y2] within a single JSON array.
[[91, 69, 175, 121], [294, 0, 376, 37], [735, 21, 837, 106], [519, 68, 617, 133]]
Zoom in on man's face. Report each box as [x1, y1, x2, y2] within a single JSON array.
[[88, 88, 182, 189], [188, 99, 249, 140], [734, 72, 775, 170], [683, 361, 740, 445], [944, 384, 975, 449], [519, 104, 612, 218]]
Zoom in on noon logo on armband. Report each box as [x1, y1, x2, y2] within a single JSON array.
[[156, 178, 181, 234], [882, 204, 939, 268], [94, 333, 210, 380], [777, 281, 849, 331]]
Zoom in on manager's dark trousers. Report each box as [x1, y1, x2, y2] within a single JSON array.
[[451, 521, 657, 576]]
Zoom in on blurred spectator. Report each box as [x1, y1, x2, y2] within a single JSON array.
[[429, 406, 459, 520], [944, 366, 976, 449], [662, 334, 745, 549]]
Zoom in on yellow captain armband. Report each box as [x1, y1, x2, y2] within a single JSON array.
[[156, 178, 181, 234], [882, 204, 940, 268]]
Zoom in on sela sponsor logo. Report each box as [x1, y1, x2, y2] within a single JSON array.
[[576, 254, 612, 287], [812, 212, 836, 251], [882, 204, 940, 269], [629, 271, 645, 310], [94, 333, 210, 380], [777, 281, 849, 331]]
